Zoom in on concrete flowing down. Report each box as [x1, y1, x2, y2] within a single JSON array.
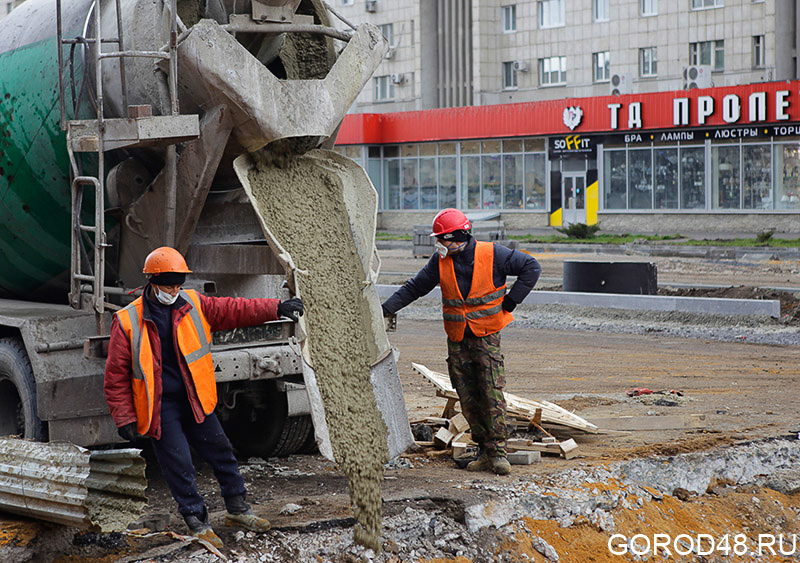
[[243, 149, 394, 550]]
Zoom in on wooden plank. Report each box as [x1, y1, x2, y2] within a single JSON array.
[[588, 414, 707, 432], [433, 427, 455, 449], [448, 413, 470, 435], [441, 397, 458, 419], [413, 363, 598, 433], [558, 438, 580, 459]]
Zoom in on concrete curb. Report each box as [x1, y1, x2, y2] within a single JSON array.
[[376, 285, 781, 318]]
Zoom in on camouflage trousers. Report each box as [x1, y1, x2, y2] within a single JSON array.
[[446, 331, 507, 457]]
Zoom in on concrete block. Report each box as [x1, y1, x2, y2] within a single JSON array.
[[508, 450, 541, 465]]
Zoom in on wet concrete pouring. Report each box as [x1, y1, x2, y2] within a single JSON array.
[[2, 247, 799, 562]]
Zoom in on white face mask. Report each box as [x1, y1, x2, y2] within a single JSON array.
[[154, 287, 179, 305], [434, 240, 449, 258]]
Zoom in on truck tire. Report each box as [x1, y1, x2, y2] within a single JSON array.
[[0, 337, 45, 441], [221, 381, 314, 458]]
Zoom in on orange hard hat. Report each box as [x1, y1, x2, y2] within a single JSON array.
[[142, 246, 192, 274], [431, 208, 471, 236]]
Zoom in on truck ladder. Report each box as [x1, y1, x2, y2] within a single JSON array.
[[56, 0, 198, 334]]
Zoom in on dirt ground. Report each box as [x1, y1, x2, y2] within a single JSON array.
[[2, 245, 799, 562]]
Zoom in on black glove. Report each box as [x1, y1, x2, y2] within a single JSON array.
[[381, 304, 392, 317], [117, 422, 137, 442], [277, 297, 304, 321], [502, 295, 517, 313]]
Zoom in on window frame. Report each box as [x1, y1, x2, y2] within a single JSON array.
[[538, 0, 565, 29], [640, 47, 658, 77], [502, 61, 519, 90], [593, 51, 610, 82], [502, 4, 517, 33], [378, 23, 394, 47], [539, 55, 567, 86], [753, 35, 765, 68], [373, 75, 395, 102], [593, 0, 609, 22], [641, 0, 657, 16], [689, 40, 725, 72], [690, 0, 724, 9]]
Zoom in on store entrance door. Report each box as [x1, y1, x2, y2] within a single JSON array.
[[562, 173, 586, 226]]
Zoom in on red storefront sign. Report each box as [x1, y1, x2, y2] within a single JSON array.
[[337, 81, 800, 145]]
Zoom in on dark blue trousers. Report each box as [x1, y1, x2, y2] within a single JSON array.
[[151, 396, 246, 517]]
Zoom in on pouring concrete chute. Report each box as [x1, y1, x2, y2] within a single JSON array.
[[235, 150, 415, 462], [0, 438, 147, 531], [0, 0, 398, 463]]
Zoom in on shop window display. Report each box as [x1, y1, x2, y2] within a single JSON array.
[[524, 153, 546, 208], [628, 149, 653, 209], [775, 144, 800, 209], [603, 150, 627, 209], [712, 145, 740, 209], [680, 147, 705, 209], [503, 154, 524, 209], [402, 159, 419, 209], [654, 148, 678, 208], [742, 144, 771, 209], [439, 157, 457, 208], [419, 158, 437, 209], [462, 156, 481, 209], [482, 155, 503, 208]]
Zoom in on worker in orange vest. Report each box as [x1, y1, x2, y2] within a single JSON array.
[[104, 246, 304, 547], [382, 209, 540, 475]]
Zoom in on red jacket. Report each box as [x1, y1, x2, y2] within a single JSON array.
[[104, 291, 279, 439]]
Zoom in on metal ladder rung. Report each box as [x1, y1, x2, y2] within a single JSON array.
[[79, 224, 97, 233], [74, 274, 96, 283], [98, 50, 169, 60]]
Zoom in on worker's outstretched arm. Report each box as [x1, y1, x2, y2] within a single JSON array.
[[198, 294, 281, 331], [382, 254, 440, 316]]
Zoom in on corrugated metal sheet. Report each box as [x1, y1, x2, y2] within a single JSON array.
[[0, 438, 147, 531]]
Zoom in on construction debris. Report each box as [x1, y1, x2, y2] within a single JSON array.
[[0, 438, 147, 531], [411, 363, 591, 462]]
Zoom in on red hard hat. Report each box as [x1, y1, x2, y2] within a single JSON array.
[[431, 208, 471, 236], [142, 246, 192, 274]]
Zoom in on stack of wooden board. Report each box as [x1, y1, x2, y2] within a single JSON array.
[[412, 363, 598, 434]]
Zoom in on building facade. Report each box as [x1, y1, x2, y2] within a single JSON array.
[[0, 0, 25, 21], [331, 0, 800, 233]]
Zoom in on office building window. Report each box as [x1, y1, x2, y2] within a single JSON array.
[[539, 56, 566, 85], [5, 2, 11, 13], [378, 23, 393, 46], [593, 51, 610, 82], [640, 47, 657, 77], [539, 0, 564, 28], [690, 40, 724, 71], [340, 0, 353, 5], [594, 0, 609, 21], [691, 0, 723, 8], [373, 75, 395, 101], [641, 0, 657, 16], [502, 62, 518, 89], [502, 5, 516, 32], [753, 35, 765, 68]]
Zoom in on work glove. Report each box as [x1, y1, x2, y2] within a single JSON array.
[[117, 422, 138, 442], [277, 297, 304, 321], [502, 295, 517, 313], [381, 304, 392, 317]]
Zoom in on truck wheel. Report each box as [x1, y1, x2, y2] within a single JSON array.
[[221, 381, 314, 458], [0, 337, 45, 441]]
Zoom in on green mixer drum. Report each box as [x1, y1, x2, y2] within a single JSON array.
[[0, 0, 93, 302]]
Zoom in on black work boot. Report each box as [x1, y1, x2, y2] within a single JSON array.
[[224, 494, 271, 532], [184, 509, 223, 549]]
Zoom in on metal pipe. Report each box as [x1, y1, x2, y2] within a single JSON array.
[[221, 22, 352, 42], [56, 0, 66, 130], [98, 50, 170, 59], [113, 0, 128, 112], [34, 340, 86, 353], [321, 1, 357, 31]]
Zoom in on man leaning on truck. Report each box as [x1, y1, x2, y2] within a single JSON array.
[[103, 246, 304, 548]]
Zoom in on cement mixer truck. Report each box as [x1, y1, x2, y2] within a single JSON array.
[[0, 0, 410, 459]]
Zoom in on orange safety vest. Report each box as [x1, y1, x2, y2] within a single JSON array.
[[115, 289, 216, 435], [439, 241, 514, 342]]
